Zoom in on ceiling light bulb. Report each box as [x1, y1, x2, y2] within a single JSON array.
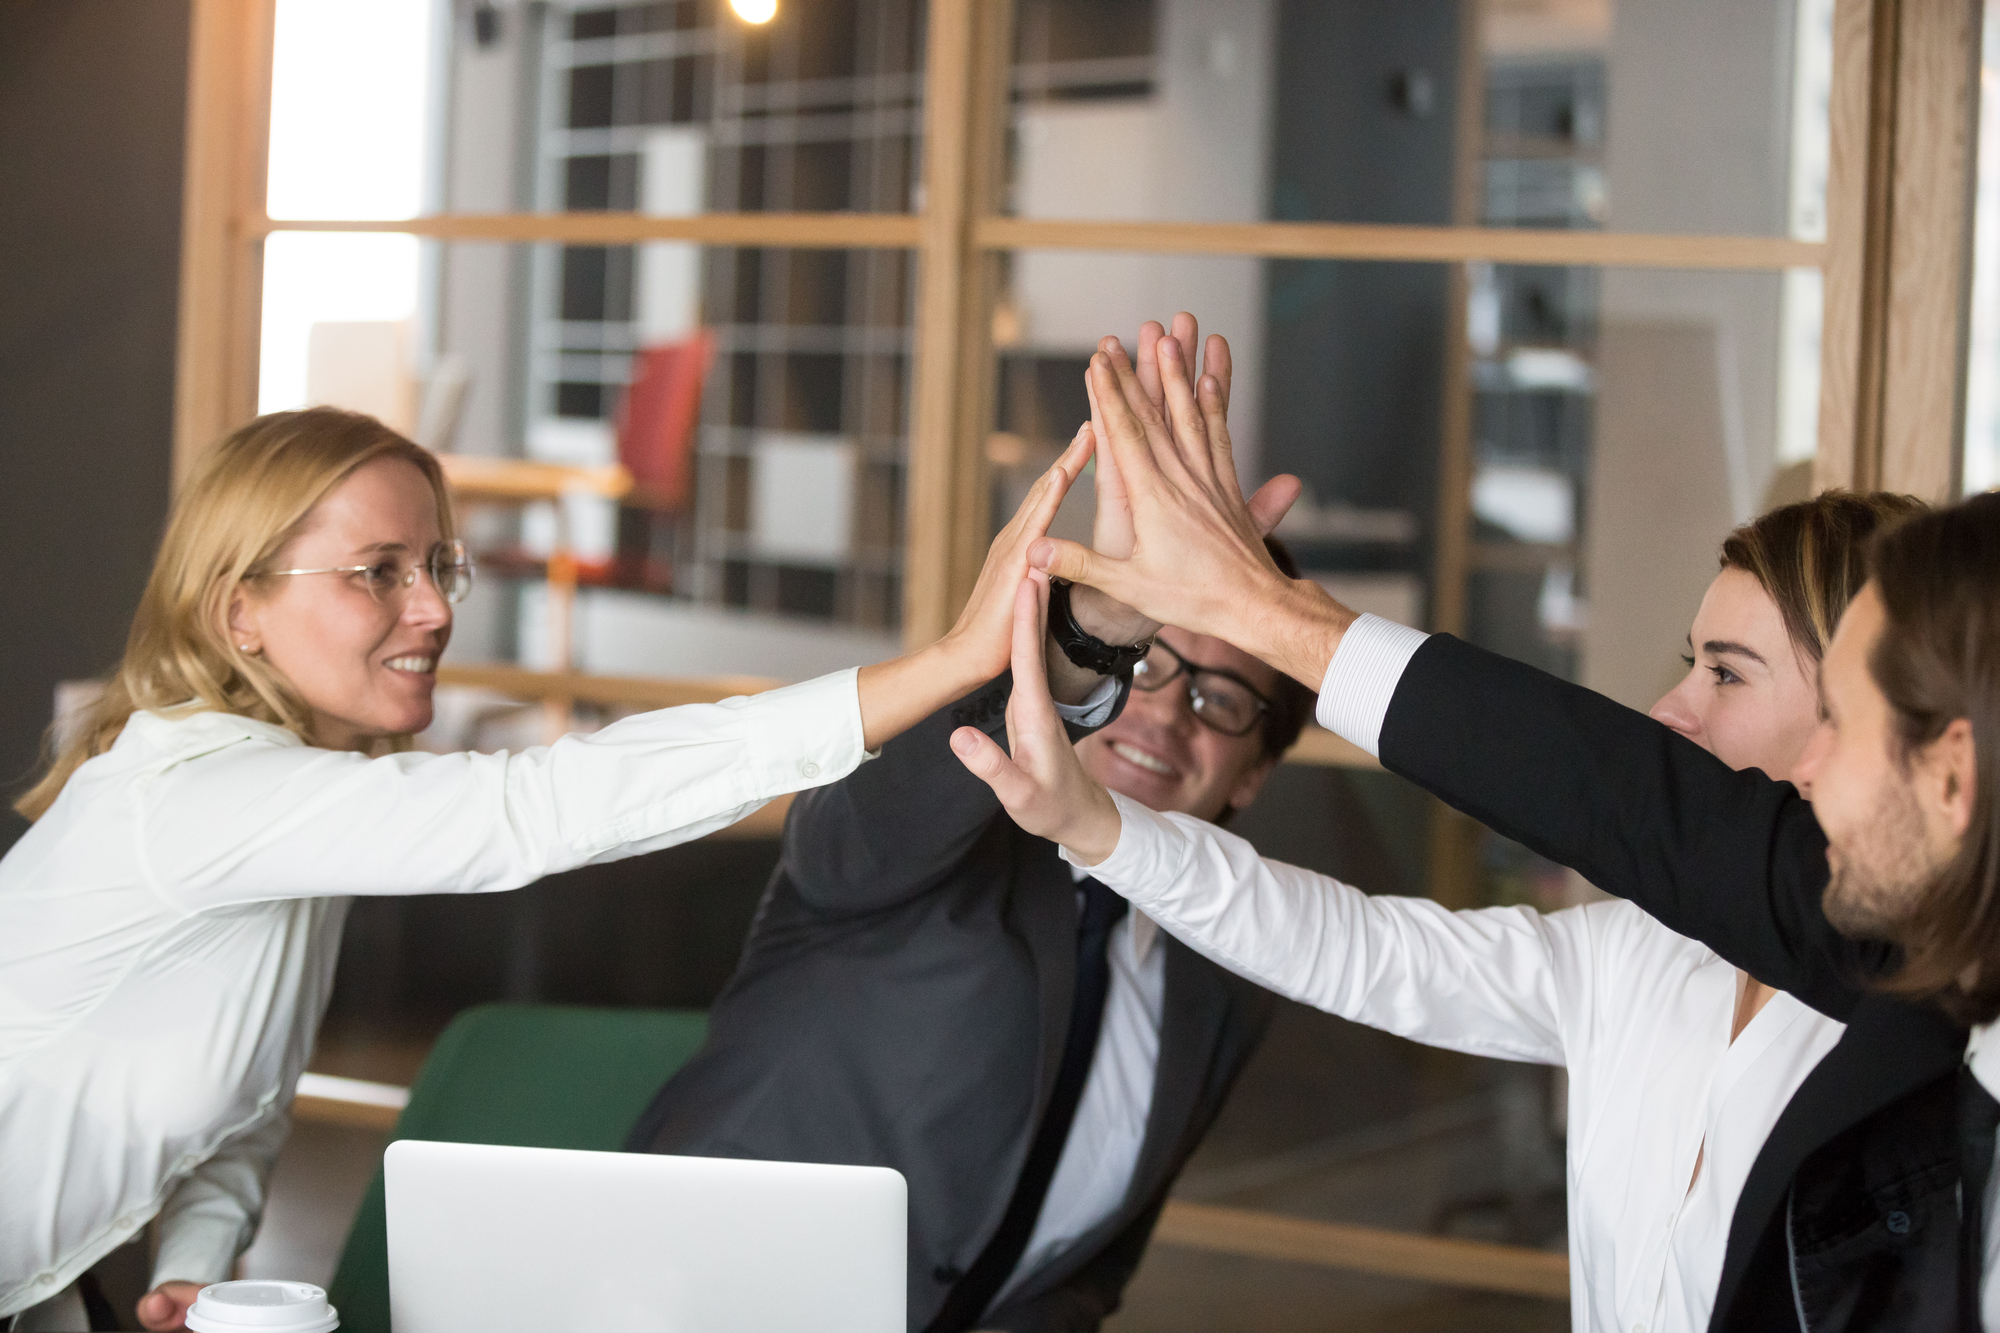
[[730, 0, 777, 23]]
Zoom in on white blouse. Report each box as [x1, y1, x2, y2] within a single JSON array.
[[0, 672, 867, 1318], [1077, 792, 1847, 1333]]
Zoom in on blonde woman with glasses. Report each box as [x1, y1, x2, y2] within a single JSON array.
[[0, 406, 1086, 1333]]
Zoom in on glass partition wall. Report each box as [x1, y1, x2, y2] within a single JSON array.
[[175, 0, 1983, 1320]]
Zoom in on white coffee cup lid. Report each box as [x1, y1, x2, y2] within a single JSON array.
[[185, 1281, 339, 1333]]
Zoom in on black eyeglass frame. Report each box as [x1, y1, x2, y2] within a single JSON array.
[[1129, 639, 1276, 738]]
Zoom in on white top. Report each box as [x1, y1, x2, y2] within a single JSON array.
[[1076, 794, 1846, 1333], [0, 672, 868, 1317]]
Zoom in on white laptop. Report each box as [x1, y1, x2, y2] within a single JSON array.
[[384, 1140, 906, 1333]]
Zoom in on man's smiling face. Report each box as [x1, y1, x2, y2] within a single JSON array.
[[1075, 626, 1281, 822]]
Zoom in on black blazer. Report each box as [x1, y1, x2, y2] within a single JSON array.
[[626, 674, 1275, 1333], [1377, 633, 1972, 1333]]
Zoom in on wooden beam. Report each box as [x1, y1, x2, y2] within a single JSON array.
[[438, 663, 1377, 770], [1878, 0, 1981, 498], [174, 0, 275, 485], [434, 662, 783, 710], [1153, 1201, 1569, 1300], [249, 210, 923, 249], [903, 0, 1011, 647], [1815, 0, 1886, 490], [281, 1079, 1564, 1302], [261, 213, 1834, 274], [1425, 0, 1488, 912], [1284, 727, 1380, 770], [974, 217, 1824, 271], [1817, 0, 1982, 500]]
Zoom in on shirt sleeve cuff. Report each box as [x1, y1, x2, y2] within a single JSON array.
[[1315, 613, 1430, 759], [1053, 675, 1120, 728], [1058, 789, 1189, 907]]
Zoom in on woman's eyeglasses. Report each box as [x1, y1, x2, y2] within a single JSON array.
[[1130, 639, 1273, 738], [259, 539, 476, 606]]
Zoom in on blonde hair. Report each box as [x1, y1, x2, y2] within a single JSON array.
[[15, 408, 453, 821]]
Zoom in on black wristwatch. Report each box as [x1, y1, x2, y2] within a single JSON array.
[[1047, 578, 1154, 676]]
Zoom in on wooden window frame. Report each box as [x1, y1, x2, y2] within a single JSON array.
[[173, 0, 1984, 1297], [179, 0, 1981, 641]]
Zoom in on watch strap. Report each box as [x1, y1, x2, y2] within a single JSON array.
[[1047, 578, 1153, 676]]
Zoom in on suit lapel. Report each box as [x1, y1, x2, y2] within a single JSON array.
[[1126, 936, 1234, 1207], [1713, 996, 1965, 1321], [1011, 837, 1081, 1120]]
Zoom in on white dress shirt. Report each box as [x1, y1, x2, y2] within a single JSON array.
[[0, 671, 868, 1318], [1078, 795, 1845, 1333]]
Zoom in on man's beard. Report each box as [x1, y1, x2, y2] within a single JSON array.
[[1822, 774, 1939, 939]]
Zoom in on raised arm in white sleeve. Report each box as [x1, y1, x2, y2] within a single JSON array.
[[132, 669, 868, 912], [147, 1110, 289, 1288], [1075, 792, 1588, 1065]]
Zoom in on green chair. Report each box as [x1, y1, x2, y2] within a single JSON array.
[[325, 1003, 709, 1333]]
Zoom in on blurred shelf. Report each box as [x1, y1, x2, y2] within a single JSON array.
[[436, 454, 634, 503]]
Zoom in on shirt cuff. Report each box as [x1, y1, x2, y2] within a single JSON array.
[[1315, 613, 1430, 759], [1059, 789, 1188, 909], [1053, 675, 1120, 729]]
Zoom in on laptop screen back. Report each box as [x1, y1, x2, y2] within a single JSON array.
[[385, 1140, 906, 1333]]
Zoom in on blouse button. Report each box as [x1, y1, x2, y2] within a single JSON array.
[[800, 760, 820, 778]]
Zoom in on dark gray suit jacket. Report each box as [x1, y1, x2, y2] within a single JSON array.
[[626, 673, 1275, 1332]]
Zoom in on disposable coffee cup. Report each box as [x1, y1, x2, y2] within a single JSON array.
[[185, 1280, 339, 1333]]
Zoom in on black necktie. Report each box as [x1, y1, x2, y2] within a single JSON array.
[[1960, 1067, 2000, 1320], [927, 878, 1130, 1332]]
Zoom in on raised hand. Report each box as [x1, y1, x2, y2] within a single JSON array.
[[944, 423, 1093, 678], [1033, 332, 1341, 688], [855, 425, 1089, 750], [950, 574, 1122, 865]]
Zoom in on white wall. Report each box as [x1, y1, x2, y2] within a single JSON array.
[[1010, 0, 1275, 482], [1581, 0, 1800, 708]]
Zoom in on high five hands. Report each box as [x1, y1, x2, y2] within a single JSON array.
[[1043, 325, 1354, 691], [952, 313, 1356, 865]]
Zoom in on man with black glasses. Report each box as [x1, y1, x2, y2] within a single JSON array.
[[627, 536, 1312, 1332], [627, 326, 1314, 1327]]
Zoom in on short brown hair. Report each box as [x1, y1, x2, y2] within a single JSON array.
[[1868, 491, 2000, 1023], [1257, 537, 1317, 763], [1720, 490, 1928, 668]]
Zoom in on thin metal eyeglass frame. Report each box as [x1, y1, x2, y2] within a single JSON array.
[[260, 539, 476, 605], [1129, 639, 1274, 738]]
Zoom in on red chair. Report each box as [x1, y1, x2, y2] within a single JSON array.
[[612, 331, 715, 589]]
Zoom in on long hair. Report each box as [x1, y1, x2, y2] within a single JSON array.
[[14, 408, 452, 821], [1720, 489, 1928, 668], [1867, 491, 2000, 1023]]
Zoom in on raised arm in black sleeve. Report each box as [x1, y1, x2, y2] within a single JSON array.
[[781, 671, 1126, 915], [1376, 634, 1893, 1021]]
